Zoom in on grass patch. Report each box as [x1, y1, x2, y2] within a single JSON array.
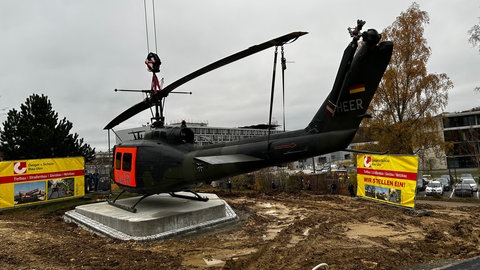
[[416, 195, 480, 204], [0, 193, 115, 216]]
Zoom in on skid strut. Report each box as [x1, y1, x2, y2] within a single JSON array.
[[169, 190, 209, 202], [107, 191, 153, 213], [107, 190, 208, 213]]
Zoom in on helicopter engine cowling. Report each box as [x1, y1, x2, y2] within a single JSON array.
[[144, 127, 195, 144]]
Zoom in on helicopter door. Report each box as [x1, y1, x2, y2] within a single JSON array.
[[113, 147, 137, 187]]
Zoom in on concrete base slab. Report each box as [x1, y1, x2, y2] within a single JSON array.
[[64, 192, 237, 241]]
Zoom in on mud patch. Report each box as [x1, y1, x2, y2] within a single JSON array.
[[1, 193, 480, 269]]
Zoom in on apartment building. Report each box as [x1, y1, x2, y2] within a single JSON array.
[[115, 121, 282, 146], [443, 108, 480, 169]]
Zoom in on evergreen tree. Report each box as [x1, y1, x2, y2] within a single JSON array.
[[0, 94, 96, 161]]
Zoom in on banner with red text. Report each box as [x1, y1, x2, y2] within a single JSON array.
[[0, 157, 85, 209], [356, 154, 418, 208]]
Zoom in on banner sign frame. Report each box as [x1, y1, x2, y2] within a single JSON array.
[[356, 154, 418, 209], [0, 157, 85, 209]]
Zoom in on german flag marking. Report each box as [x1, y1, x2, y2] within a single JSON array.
[[325, 100, 336, 117], [349, 84, 365, 94]]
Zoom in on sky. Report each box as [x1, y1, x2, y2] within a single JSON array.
[[1, 0, 479, 152]]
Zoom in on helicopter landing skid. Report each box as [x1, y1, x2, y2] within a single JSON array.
[[106, 191, 208, 213], [169, 191, 209, 202], [107, 191, 152, 213]]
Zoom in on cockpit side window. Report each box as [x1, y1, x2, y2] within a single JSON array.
[[113, 147, 137, 188], [123, 153, 132, 172], [115, 152, 122, 170]]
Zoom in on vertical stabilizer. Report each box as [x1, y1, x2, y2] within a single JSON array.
[[307, 27, 393, 134]]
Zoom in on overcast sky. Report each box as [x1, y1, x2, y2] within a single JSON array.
[[1, 0, 479, 152]]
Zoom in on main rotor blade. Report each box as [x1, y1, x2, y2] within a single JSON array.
[[159, 31, 308, 99], [104, 31, 308, 130]]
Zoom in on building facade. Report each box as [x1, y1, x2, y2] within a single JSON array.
[[115, 121, 283, 146], [443, 108, 480, 169]]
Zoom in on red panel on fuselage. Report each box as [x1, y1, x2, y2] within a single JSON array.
[[113, 147, 137, 187]]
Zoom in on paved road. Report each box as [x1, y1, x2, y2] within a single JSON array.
[[434, 256, 480, 270]]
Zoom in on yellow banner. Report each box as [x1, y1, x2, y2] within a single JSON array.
[[0, 157, 85, 209], [356, 154, 418, 208]]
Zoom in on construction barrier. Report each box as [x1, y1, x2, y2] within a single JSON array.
[[0, 157, 85, 209], [356, 154, 418, 209]]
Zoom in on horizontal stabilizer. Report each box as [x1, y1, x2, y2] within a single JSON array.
[[195, 154, 262, 165], [343, 149, 389, 155]]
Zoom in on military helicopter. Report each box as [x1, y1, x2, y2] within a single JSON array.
[[105, 20, 393, 212]]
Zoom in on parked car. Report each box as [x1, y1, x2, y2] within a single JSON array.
[[440, 174, 452, 181], [97, 175, 112, 191], [440, 174, 452, 186], [461, 178, 478, 192], [436, 177, 451, 191], [422, 174, 433, 185], [416, 178, 426, 192], [85, 173, 111, 192], [459, 173, 474, 183], [425, 180, 443, 196], [460, 173, 474, 179], [454, 183, 474, 197]]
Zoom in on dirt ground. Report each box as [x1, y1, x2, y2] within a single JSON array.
[[1, 192, 480, 270]]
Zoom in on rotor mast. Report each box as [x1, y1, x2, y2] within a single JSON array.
[[113, 1, 168, 129]]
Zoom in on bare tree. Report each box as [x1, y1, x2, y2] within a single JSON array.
[[365, 3, 453, 155], [468, 17, 480, 92]]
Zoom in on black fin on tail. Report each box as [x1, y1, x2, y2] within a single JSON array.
[[307, 28, 393, 133]]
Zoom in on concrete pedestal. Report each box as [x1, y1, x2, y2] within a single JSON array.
[[64, 192, 237, 241]]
